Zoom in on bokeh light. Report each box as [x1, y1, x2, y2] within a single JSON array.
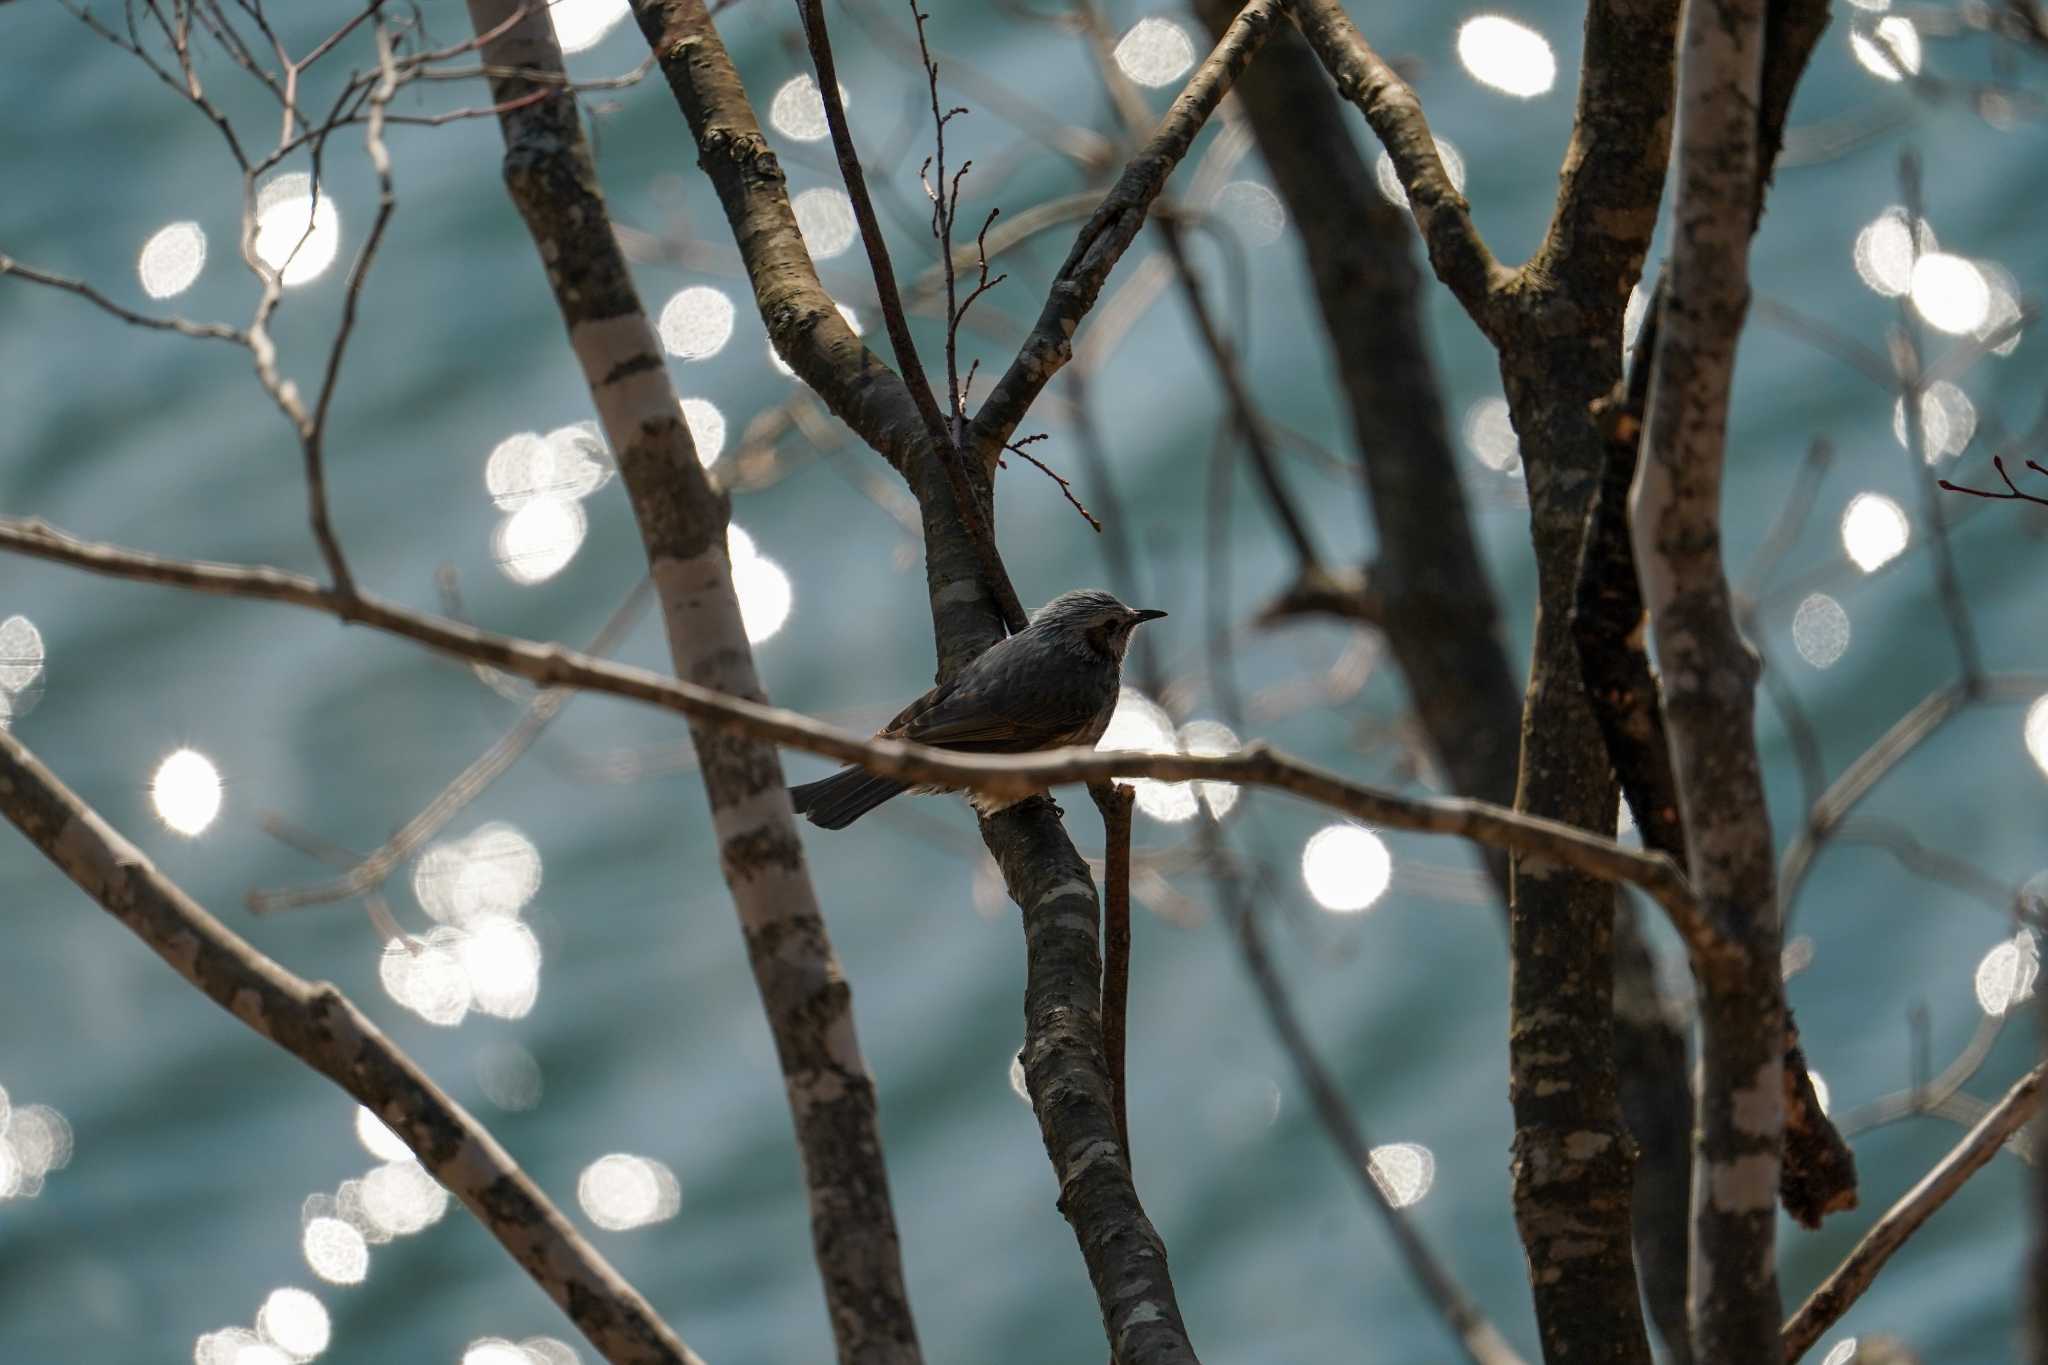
[[1821, 1339, 1858, 1365], [152, 748, 223, 836], [728, 524, 793, 643], [1840, 493, 1908, 572], [1462, 397, 1520, 473], [2025, 695, 2048, 778], [1850, 15, 1921, 81], [138, 221, 206, 299], [300, 1217, 368, 1286], [1215, 181, 1286, 247], [1097, 689, 1192, 822], [657, 286, 736, 360], [1974, 932, 2040, 1016], [493, 496, 588, 586], [680, 398, 727, 466], [253, 174, 341, 288], [0, 1093, 73, 1201], [379, 931, 473, 1027], [1852, 206, 1936, 298], [1113, 17, 1195, 88], [412, 823, 542, 928], [792, 187, 858, 260], [1374, 139, 1466, 210], [1891, 382, 1976, 461], [1301, 824, 1392, 914], [353, 1107, 411, 1164], [1806, 1071, 1832, 1116], [255, 1287, 330, 1361], [550, 0, 630, 54], [477, 1043, 545, 1112], [769, 74, 845, 142], [1456, 15, 1556, 98], [1909, 253, 1990, 335], [358, 1159, 451, 1237], [485, 425, 611, 511], [1791, 594, 1850, 669], [1367, 1142, 1436, 1208], [577, 1154, 682, 1230]]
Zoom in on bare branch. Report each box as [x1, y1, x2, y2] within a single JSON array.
[[966, 0, 1283, 460], [0, 254, 247, 343], [1088, 781, 1135, 1162], [0, 516, 1700, 927], [0, 727, 706, 1365], [1782, 1063, 2045, 1360]]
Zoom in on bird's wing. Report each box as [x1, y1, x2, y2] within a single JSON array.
[[891, 671, 1103, 752]]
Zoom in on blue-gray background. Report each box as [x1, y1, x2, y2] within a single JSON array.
[[3, 1, 2044, 1361]]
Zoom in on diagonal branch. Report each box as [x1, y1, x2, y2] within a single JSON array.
[[965, 0, 1283, 462], [1781, 1062, 2045, 1361], [1286, 0, 1508, 330], [0, 727, 706, 1365]]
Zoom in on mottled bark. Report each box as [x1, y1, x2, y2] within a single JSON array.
[[0, 730, 704, 1365], [467, 6, 920, 1361], [2034, 982, 2048, 1363], [1630, 0, 1781, 1356]]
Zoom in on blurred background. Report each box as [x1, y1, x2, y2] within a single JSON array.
[[2, 1, 2045, 1361]]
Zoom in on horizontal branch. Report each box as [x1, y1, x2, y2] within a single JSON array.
[[1, 253, 248, 343], [0, 515, 1698, 927], [0, 727, 704, 1365], [1781, 1062, 2044, 1361]]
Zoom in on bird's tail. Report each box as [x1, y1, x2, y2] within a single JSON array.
[[789, 767, 911, 829]]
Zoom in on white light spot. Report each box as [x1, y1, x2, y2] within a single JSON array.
[[1892, 382, 1977, 461], [1457, 15, 1557, 97], [680, 398, 727, 466], [1791, 594, 1850, 669], [354, 1107, 412, 1164], [412, 823, 542, 927], [1910, 253, 1990, 335], [792, 187, 858, 260], [1375, 139, 1466, 210], [358, 1160, 450, 1237], [578, 1153, 681, 1230], [194, 1328, 269, 1365], [1974, 932, 2040, 1015], [493, 496, 588, 586], [1097, 689, 1193, 822], [462, 1340, 535, 1365], [301, 1218, 368, 1285], [1302, 824, 1392, 914], [769, 74, 846, 142], [2027, 696, 2048, 778], [657, 286, 735, 359], [520, 1339, 580, 1365], [1215, 181, 1286, 247], [1853, 206, 1936, 297], [1462, 397, 1520, 473], [1851, 15, 1921, 81], [379, 931, 473, 1026], [1841, 493, 1909, 572], [727, 528, 793, 643], [0, 614, 45, 692], [138, 221, 206, 299], [253, 174, 342, 287], [256, 1287, 330, 1362], [1180, 718, 1241, 818], [153, 748, 223, 836], [1367, 1142, 1436, 1207], [1821, 1340, 1858, 1365], [1806, 1071, 1832, 1116], [1114, 17, 1195, 88], [1623, 283, 1649, 352], [485, 425, 611, 510], [1008, 1054, 1031, 1104], [458, 918, 543, 1019], [550, 0, 630, 54]]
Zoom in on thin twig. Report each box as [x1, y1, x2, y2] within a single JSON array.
[[0, 256, 247, 343], [1003, 436, 1101, 531], [1781, 1063, 2045, 1360], [1089, 781, 1136, 1164]]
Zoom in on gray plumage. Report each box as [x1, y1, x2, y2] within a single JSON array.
[[790, 589, 1167, 829]]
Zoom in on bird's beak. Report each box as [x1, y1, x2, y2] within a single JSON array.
[[1132, 608, 1168, 623]]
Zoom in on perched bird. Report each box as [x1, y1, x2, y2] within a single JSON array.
[[789, 589, 1167, 829]]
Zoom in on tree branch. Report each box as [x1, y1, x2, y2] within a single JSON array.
[[0, 727, 706, 1365], [1781, 1062, 2045, 1361], [965, 0, 1283, 462]]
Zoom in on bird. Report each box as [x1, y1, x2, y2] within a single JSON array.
[[789, 589, 1167, 829]]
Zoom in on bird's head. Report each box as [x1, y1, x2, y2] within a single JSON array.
[[1031, 589, 1167, 662]]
